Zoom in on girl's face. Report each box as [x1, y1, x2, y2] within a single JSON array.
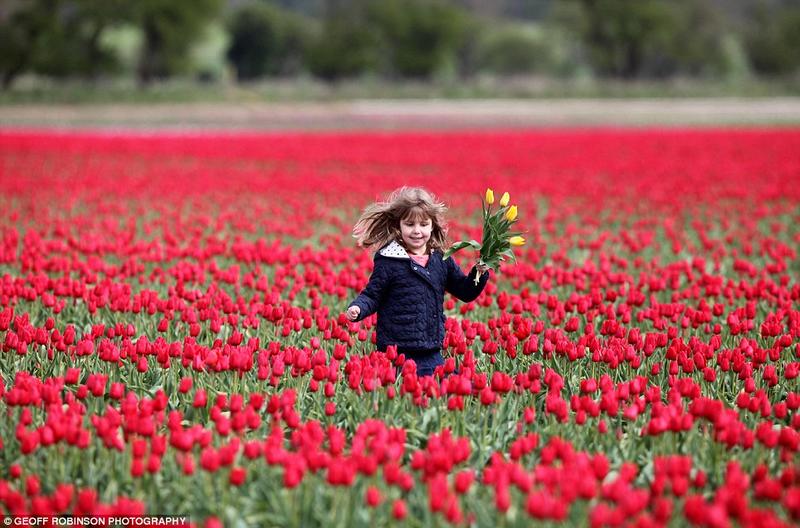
[[400, 213, 432, 255]]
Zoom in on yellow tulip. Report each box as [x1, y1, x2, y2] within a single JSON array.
[[499, 192, 510, 207], [505, 205, 518, 222], [509, 236, 525, 247], [485, 188, 494, 204]]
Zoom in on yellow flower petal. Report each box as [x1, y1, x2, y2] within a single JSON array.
[[499, 192, 510, 207], [485, 188, 494, 204], [509, 236, 525, 247], [505, 205, 518, 222]]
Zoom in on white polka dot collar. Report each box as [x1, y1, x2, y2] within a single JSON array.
[[378, 240, 410, 259]]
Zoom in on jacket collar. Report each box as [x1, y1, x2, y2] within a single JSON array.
[[379, 240, 442, 260], [379, 240, 410, 259]]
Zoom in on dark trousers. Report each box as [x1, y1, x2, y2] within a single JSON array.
[[399, 348, 444, 377]]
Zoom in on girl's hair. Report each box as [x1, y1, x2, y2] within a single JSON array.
[[353, 187, 448, 252]]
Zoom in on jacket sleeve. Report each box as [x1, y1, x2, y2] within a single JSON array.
[[444, 256, 489, 302], [348, 257, 390, 321]]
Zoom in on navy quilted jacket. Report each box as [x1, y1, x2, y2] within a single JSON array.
[[348, 241, 489, 352]]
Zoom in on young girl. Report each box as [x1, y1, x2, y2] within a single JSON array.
[[346, 187, 489, 377]]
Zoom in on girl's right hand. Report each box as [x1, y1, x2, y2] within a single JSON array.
[[346, 306, 360, 321], [476, 262, 491, 275]]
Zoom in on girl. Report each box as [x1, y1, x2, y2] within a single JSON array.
[[346, 187, 489, 377]]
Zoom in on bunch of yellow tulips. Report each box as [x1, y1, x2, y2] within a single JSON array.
[[444, 188, 526, 284]]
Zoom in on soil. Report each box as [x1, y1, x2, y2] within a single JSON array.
[[2, 98, 800, 130]]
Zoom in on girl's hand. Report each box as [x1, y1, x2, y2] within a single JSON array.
[[346, 306, 361, 321]]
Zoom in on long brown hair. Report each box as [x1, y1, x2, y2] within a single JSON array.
[[353, 187, 448, 252]]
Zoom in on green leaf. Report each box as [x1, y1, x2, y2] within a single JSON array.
[[443, 239, 483, 259]]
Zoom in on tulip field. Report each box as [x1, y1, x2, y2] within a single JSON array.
[[2, 128, 800, 527]]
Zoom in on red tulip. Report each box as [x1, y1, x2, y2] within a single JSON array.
[[392, 499, 407, 520], [229, 467, 246, 486], [365, 486, 381, 507], [455, 469, 474, 494]]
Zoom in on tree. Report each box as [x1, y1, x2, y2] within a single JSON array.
[[368, 0, 468, 79], [34, 0, 133, 79], [306, 0, 382, 80], [661, 0, 730, 77], [0, 0, 60, 89], [227, 3, 312, 80], [475, 23, 556, 75], [571, 0, 678, 78], [745, 2, 800, 75], [308, 0, 468, 81], [134, 0, 222, 85]]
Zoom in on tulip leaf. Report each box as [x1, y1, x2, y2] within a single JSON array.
[[443, 239, 482, 259]]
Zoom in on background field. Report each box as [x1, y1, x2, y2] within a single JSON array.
[[1, 129, 799, 527]]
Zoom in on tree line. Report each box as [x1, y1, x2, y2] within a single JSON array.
[[2, 0, 799, 90]]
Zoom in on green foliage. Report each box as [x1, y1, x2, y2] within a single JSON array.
[[0, 0, 61, 89], [190, 22, 230, 82], [133, 0, 223, 84], [306, 2, 382, 81], [32, 0, 133, 79], [717, 35, 751, 81], [1, 0, 799, 89], [561, 0, 755, 79], [307, 0, 468, 81], [567, 0, 678, 78], [745, 3, 800, 75], [0, 0, 221, 88], [368, 0, 468, 79], [227, 3, 312, 80], [100, 25, 143, 74], [0, 0, 143, 88], [475, 23, 557, 75], [657, 0, 730, 77]]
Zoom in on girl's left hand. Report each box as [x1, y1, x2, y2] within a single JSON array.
[[346, 305, 361, 321]]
